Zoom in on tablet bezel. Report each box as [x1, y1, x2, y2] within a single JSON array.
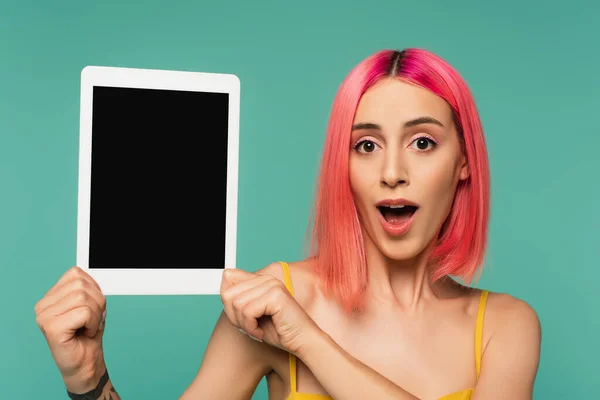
[[76, 65, 240, 295]]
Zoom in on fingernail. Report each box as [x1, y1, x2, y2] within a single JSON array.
[[102, 310, 106, 322], [237, 328, 262, 342], [249, 335, 262, 342]]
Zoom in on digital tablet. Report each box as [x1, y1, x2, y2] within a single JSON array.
[[76, 65, 240, 295]]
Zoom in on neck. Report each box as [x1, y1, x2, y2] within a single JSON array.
[[362, 235, 440, 313]]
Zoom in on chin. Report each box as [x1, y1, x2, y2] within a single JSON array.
[[376, 235, 427, 261]]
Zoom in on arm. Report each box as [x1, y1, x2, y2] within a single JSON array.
[[178, 311, 273, 400], [65, 311, 270, 400], [298, 296, 541, 400], [298, 331, 419, 400], [471, 297, 541, 400], [65, 368, 121, 400], [220, 263, 420, 400]]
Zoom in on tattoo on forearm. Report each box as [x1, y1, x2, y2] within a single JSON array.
[[100, 385, 120, 400], [102, 386, 119, 400], [66, 369, 121, 399]]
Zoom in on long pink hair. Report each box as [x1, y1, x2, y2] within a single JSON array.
[[305, 48, 490, 313]]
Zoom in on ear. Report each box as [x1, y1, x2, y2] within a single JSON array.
[[458, 154, 470, 181]]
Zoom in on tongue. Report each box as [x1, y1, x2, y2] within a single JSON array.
[[382, 208, 413, 225]]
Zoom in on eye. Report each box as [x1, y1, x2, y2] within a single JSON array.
[[409, 136, 437, 151], [354, 139, 380, 154]]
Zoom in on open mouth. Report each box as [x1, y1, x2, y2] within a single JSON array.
[[377, 205, 418, 224]]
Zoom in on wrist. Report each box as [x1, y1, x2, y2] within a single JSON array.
[[66, 369, 110, 399], [295, 324, 332, 364], [63, 358, 108, 394]]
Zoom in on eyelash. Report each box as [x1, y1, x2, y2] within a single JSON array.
[[410, 135, 438, 151], [353, 135, 438, 153]]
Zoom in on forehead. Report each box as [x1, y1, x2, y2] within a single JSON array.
[[354, 78, 452, 125]]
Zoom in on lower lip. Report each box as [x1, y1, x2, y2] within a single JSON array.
[[378, 209, 416, 236]]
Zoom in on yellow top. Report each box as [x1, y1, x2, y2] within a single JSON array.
[[279, 261, 489, 400]]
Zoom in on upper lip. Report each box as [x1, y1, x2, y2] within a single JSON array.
[[376, 198, 419, 208]]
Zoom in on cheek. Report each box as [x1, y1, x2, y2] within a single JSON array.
[[414, 159, 459, 207], [349, 159, 377, 216], [349, 158, 374, 196]]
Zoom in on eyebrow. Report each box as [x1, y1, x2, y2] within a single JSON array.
[[352, 116, 445, 131]]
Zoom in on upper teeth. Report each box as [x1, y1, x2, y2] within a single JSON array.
[[389, 205, 405, 208]]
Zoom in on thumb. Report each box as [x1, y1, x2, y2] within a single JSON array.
[[221, 268, 254, 289]]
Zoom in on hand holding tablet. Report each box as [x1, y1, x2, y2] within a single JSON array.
[[76, 66, 240, 295]]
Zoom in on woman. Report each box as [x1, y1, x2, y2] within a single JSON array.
[[35, 48, 541, 400]]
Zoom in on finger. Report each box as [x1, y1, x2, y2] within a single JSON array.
[[36, 289, 103, 336], [36, 277, 106, 317], [221, 277, 262, 328], [240, 293, 277, 341], [221, 274, 272, 319], [48, 266, 101, 295], [231, 279, 281, 337], [45, 306, 101, 342], [221, 268, 256, 291], [45, 266, 101, 298], [222, 275, 274, 331], [220, 272, 268, 318], [221, 273, 270, 299]]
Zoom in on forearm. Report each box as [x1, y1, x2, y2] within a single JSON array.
[[66, 369, 121, 400], [298, 331, 419, 400]]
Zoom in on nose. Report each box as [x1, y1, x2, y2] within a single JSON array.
[[381, 148, 408, 188]]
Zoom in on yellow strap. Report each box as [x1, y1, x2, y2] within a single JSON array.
[[280, 261, 295, 297], [280, 261, 297, 393], [289, 353, 297, 393], [475, 290, 489, 380]]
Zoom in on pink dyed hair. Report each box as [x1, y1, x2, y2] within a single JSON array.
[[305, 48, 490, 313]]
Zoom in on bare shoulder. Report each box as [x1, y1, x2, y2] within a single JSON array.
[[485, 291, 542, 342], [476, 290, 542, 390]]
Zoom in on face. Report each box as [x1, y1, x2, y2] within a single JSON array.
[[349, 78, 469, 261]]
